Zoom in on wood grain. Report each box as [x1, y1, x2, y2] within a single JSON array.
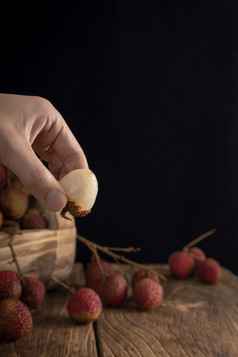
[[0, 264, 98, 357], [96, 264, 238, 357]]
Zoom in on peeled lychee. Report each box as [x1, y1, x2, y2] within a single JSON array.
[[133, 278, 163, 311], [67, 287, 102, 324], [0, 271, 22, 300], [0, 166, 7, 189], [100, 273, 128, 306], [169, 251, 195, 278], [21, 208, 48, 230], [20, 277, 46, 309], [0, 298, 33, 340], [60, 169, 98, 219], [196, 258, 222, 284], [85, 260, 115, 293], [132, 269, 160, 287], [0, 187, 28, 220]]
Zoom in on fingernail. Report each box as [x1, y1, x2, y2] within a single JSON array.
[[45, 189, 67, 211]]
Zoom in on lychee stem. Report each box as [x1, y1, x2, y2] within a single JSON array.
[[77, 235, 167, 281], [92, 247, 108, 280], [182, 228, 216, 251], [104, 246, 141, 253], [51, 277, 76, 294], [8, 232, 25, 285]]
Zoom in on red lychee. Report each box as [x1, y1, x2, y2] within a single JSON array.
[[0, 271, 22, 300], [20, 277, 46, 309], [0, 187, 28, 220], [132, 269, 160, 287], [100, 273, 128, 307], [0, 166, 7, 189], [11, 176, 31, 197], [189, 246, 206, 272], [168, 251, 195, 278], [67, 287, 102, 324], [133, 278, 163, 311], [85, 260, 115, 293], [196, 258, 222, 284], [21, 208, 48, 230], [0, 298, 33, 340]]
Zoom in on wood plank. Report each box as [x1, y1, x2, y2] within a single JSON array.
[[0, 263, 98, 357], [96, 264, 238, 357]]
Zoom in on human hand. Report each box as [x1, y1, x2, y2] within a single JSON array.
[[0, 94, 88, 211]]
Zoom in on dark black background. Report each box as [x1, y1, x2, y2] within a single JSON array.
[[1, 1, 238, 273]]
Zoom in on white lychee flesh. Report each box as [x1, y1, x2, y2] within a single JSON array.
[[60, 169, 98, 212]]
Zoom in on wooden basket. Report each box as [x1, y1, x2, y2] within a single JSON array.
[[0, 208, 77, 289]]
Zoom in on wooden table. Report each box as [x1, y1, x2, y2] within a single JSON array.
[[1, 263, 238, 356]]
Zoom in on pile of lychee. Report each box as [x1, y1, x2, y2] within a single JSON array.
[[0, 270, 46, 341], [0, 165, 48, 231], [64, 259, 164, 325], [168, 239, 222, 284]]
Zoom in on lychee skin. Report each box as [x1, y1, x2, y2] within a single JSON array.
[[0, 298, 33, 340], [132, 269, 160, 287], [67, 287, 102, 324], [196, 258, 222, 284], [11, 176, 31, 197], [133, 278, 163, 311], [0, 187, 28, 220], [189, 246, 206, 261], [169, 251, 195, 278], [0, 166, 7, 189], [100, 273, 128, 307], [85, 260, 115, 293], [0, 271, 22, 300], [189, 246, 206, 272], [20, 277, 46, 309], [21, 208, 48, 230]]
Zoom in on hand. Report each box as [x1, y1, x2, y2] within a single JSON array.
[[0, 94, 88, 211]]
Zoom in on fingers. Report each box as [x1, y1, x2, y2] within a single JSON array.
[[6, 137, 67, 211], [32, 116, 89, 180]]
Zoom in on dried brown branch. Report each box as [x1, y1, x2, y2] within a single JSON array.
[[51, 277, 76, 294], [183, 228, 216, 251], [77, 235, 167, 282], [8, 232, 24, 284]]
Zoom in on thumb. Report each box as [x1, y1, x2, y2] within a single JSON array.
[[6, 143, 67, 212]]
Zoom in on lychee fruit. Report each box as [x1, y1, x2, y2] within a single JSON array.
[[196, 258, 222, 284], [67, 287, 102, 324], [0, 271, 22, 300], [189, 246, 206, 261], [20, 276, 46, 309], [189, 246, 206, 272], [85, 260, 115, 293], [100, 273, 128, 306], [21, 208, 48, 230], [133, 278, 163, 311], [11, 175, 31, 197], [0, 298, 33, 340], [132, 269, 160, 287], [0, 187, 28, 220], [168, 251, 195, 278], [0, 166, 7, 189]]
